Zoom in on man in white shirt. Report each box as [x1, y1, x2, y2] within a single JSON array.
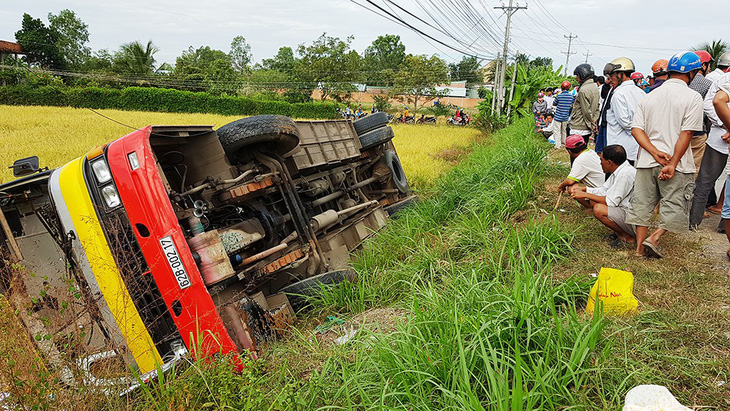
[[569, 145, 637, 245], [626, 52, 705, 258], [541, 113, 555, 139], [705, 51, 730, 84], [689, 70, 730, 229], [603, 57, 645, 165], [557, 135, 605, 193]]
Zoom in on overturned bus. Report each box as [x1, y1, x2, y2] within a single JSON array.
[[0, 113, 415, 391]]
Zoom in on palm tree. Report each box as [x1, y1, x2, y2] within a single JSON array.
[[693, 39, 728, 70], [114, 40, 159, 75]]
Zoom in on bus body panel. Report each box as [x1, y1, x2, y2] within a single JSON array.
[[106, 128, 239, 358], [55, 157, 162, 373]]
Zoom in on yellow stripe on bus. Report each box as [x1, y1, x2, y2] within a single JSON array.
[[57, 157, 162, 373]]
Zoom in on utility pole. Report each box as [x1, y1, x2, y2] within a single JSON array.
[[506, 50, 519, 119], [494, 0, 527, 113], [583, 49, 592, 63], [491, 53, 500, 115], [562, 33, 578, 76]]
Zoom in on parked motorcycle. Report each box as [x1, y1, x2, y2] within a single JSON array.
[[416, 114, 437, 124]]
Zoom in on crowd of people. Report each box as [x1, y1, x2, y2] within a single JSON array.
[[535, 50, 730, 271]]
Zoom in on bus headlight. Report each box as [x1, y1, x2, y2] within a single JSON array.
[[101, 185, 121, 208], [91, 160, 112, 184]]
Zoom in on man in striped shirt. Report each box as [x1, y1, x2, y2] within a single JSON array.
[[552, 81, 575, 149]]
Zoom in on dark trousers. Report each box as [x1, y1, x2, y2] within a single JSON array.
[[690, 146, 728, 228], [595, 125, 607, 153]]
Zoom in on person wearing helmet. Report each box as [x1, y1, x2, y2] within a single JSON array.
[[687, 50, 715, 177], [630, 72, 644, 86], [710, 80, 730, 267], [689, 54, 730, 229], [603, 57, 646, 166], [552, 80, 575, 149], [649, 59, 669, 92], [570, 63, 600, 144], [626, 51, 705, 258], [706, 51, 730, 84]]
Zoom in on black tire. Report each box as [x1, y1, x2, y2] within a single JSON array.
[[385, 195, 419, 217], [353, 112, 389, 135], [278, 269, 356, 311], [216, 115, 300, 159], [359, 126, 394, 150], [383, 150, 409, 194]]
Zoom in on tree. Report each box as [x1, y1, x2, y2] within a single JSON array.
[[693, 40, 728, 70], [449, 56, 480, 86], [530, 57, 553, 69], [174, 45, 238, 94], [229, 36, 252, 74], [392, 54, 449, 112], [113, 40, 159, 75], [261, 46, 295, 73], [295, 33, 362, 102], [363, 34, 406, 86], [14, 13, 64, 69], [48, 9, 90, 70]]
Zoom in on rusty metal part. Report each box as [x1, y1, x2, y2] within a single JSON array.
[[187, 230, 235, 285], [222, 305, 259, 355], [220, 176, 275, 201], [261, 248, 305, 275], [241, 243, 288, 266]]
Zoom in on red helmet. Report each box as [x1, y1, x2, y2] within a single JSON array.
[[630, 72, 644, 80], [561, 80, 571, 90], [694, 50, 714, 64]]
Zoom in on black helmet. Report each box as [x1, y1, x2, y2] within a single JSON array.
[[573, 63, 594, 82]]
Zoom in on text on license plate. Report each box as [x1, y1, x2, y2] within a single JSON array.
[[159, 235, 191, 289]]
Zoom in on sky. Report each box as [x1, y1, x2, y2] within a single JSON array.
[[1, 0, 727, 78]]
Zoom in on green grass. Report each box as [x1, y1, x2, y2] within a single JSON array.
[[129, 117, 620, 410]]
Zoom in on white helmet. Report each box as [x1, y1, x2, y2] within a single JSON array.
[[718, 51, 730, 68]]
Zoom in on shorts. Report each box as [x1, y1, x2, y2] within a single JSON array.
[[626, 166, 695, 233], [608, 206, 636, 236]]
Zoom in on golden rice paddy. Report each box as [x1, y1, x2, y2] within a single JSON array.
[[0, 105, 481, 186]]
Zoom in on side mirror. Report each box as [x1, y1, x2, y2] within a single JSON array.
[[10, 156, 40, 177]]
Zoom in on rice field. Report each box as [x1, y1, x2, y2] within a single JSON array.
[[0, 105, 481, 186]]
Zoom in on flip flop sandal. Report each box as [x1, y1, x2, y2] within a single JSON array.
[[642, 240, 663, 259]]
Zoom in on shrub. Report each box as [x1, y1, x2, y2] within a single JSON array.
[[0, 85, 339, 119]]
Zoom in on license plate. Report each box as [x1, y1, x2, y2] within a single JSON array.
[[159, 236, 191, 289]]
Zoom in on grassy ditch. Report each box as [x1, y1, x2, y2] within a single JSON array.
[[131, 117, 616, 410]]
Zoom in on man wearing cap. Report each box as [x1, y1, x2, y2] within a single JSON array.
[[569, 145, 637, 246], [557, 135, 605, 193], [648, 59, 669, 92], [627, 52, 704, 258], [570, 64, 600, 144], [604, 57, 645, 166]]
